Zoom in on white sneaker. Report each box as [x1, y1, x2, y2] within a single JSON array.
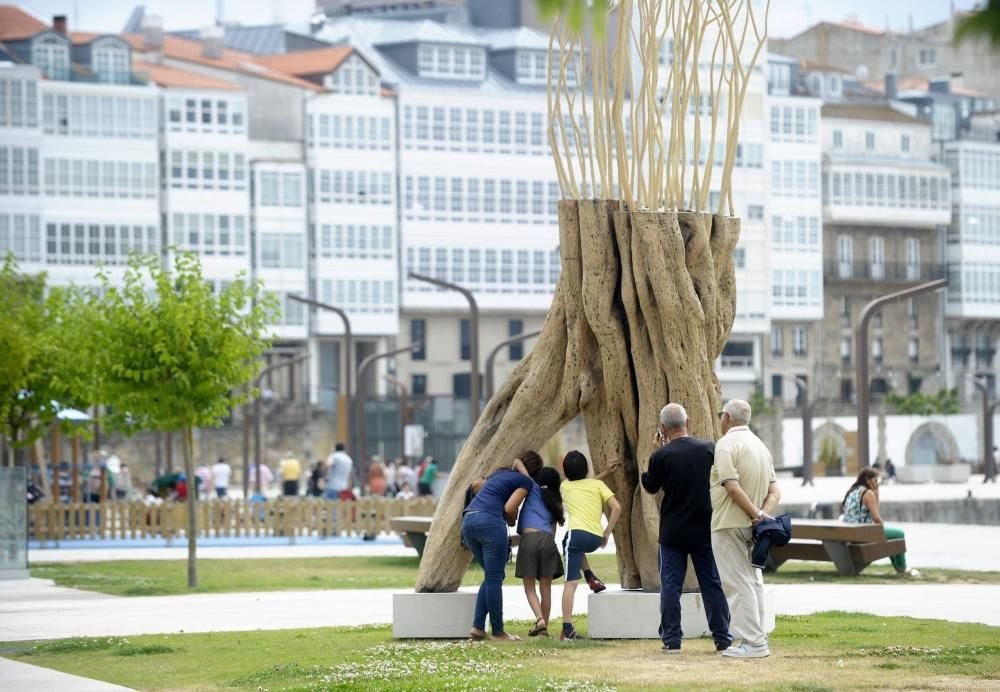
[[721, 643, 770, 659]]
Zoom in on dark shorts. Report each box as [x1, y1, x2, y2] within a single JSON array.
[[515, 531, 564, 579], [562, 529, 603, 582]]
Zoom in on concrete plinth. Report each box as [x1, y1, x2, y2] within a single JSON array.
[[898, 465, 934, 483], [932, 464, 971, 483], [393, 592, 477, 638], [587, 588, 776, 639]]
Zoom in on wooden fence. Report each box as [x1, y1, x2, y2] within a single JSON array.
[[28, 497, 437, 542]]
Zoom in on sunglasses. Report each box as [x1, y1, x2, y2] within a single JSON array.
[[718, 411, 727, 420]]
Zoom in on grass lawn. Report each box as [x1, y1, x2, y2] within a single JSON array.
[[3, 612, 999, 691], [30, 555, 1000, 597]]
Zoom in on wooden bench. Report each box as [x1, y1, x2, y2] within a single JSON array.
[[389, 515, 521, 560], [767, 519, 906, 577]]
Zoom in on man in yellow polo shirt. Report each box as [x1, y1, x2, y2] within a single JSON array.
[[711, 399, 781, 659], [279, 451, 303, 497]]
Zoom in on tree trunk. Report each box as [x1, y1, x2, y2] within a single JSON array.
[[182, 426, 198, 588], [415, 201, 738, 593]]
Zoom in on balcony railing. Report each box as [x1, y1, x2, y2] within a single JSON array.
[[824, 260, 947, 282]]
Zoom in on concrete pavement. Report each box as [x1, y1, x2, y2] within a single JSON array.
[[0, 658, 132, 692], [2, 577, 999, 643]]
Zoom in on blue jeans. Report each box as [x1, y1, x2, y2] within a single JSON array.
[[659, 541, 732, 649], [461, 510, 509, 634]]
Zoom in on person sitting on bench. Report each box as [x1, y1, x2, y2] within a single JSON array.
[[841, 469, 919, 578]]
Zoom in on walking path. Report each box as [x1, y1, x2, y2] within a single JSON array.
[[28, 521, 1000, 572], [2, 579, 998, 644], [0, 657, 132, 692]]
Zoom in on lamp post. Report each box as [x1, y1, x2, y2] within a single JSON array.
[[245, 352, 310, 497], [383, 373, 409, 459], [287, 295, 353, 454], [778, 375, 815, 486], [856, 279, 947, 469], [484, 329, 542, 400], [356, 343, 422, 488], [407, 272, 480, 426], [969, 376, 997, 483]]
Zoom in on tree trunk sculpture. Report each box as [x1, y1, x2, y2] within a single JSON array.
[[416, 200, 738, 592]]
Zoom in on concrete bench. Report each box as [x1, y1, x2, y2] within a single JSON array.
[[390, 515, 519, 559], [767, 519, 905, 577]]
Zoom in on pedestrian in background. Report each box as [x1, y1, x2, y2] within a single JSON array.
[[211, 458, 232, 498], [279, 451, 302, 497]]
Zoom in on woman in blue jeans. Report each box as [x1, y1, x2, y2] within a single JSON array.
[[462, 461, 533, 641]]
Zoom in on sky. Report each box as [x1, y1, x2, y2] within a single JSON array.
[[14, 0, 982, 38]]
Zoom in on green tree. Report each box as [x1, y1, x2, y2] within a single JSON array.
[[89, 253, 275, 587], [886, 388, 960, 416], [954, 0, 1000, 47], [0, 256, 96, 465]]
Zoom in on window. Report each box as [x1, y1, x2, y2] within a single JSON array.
[[32, 36, 70, 80], [92, 40, 130, 84], [905, 237, 920, 279], [841, 337, 852, 365], [459, 318, 471, 360], [509, 320, 524, 360], [901, 134, 910, 152], [870, 236, 885, 279], [453, 373, 471, 398], [411, 374, 427, 396], [747, 204, 764, 220], [837, 235, 853, 277], [733, 247, 746, 269], [909, 337, 919, 364], [865, 131, 875, 150], [770, 325, 783, 356], [792, 325, 807, 356], [873, 337, 884, 364], [260, 172, 280, 206], [410, 319, 426, 360], [918, 48, 937, 68], [771, 375, 783, 399]]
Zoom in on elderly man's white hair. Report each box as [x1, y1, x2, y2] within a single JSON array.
[[659, 403, 688, 431], [723, 399, 752, 425]]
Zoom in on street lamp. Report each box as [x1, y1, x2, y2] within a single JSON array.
[[484, 329, 542, 400], [777, 375, 815, 486], [245, 352, 310, 496], [287, 295, 353, 454], [856, 279, 947, 469], [968, 376, 997, 483], [407, 272, 480, 426], [356, 343, 423, 486]]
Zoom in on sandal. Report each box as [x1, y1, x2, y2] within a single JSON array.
[[469, 628, 486, 641], [528, 618, 548, 637], [492, 632, 522, 642]]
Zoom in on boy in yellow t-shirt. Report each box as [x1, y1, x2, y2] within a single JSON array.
[[559, 450, 622, 640]]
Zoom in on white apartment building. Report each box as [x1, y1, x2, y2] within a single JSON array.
[[646, 18, 771, 399], [316, 19, 558, 399], [149, 61, 252, 296], [1, 14, 160, 289], [943, 133, 1000, 394], [764, 54, 824, 405], [819, 103, 950, 401]]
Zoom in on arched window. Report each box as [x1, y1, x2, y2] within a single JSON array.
[[32, 35, 70, 80]]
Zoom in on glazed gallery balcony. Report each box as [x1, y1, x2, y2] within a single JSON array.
[[824, 260, 947, 283]]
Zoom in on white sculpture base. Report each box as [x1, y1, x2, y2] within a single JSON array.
[[587, 588, 776, 639], [393, 592, 478, 638]]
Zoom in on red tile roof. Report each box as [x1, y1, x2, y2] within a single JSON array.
[[0, 5, 47, 41], [133, 59, 243, 91], [122, 33, 323, 91], [254, 46, 355, 77]]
